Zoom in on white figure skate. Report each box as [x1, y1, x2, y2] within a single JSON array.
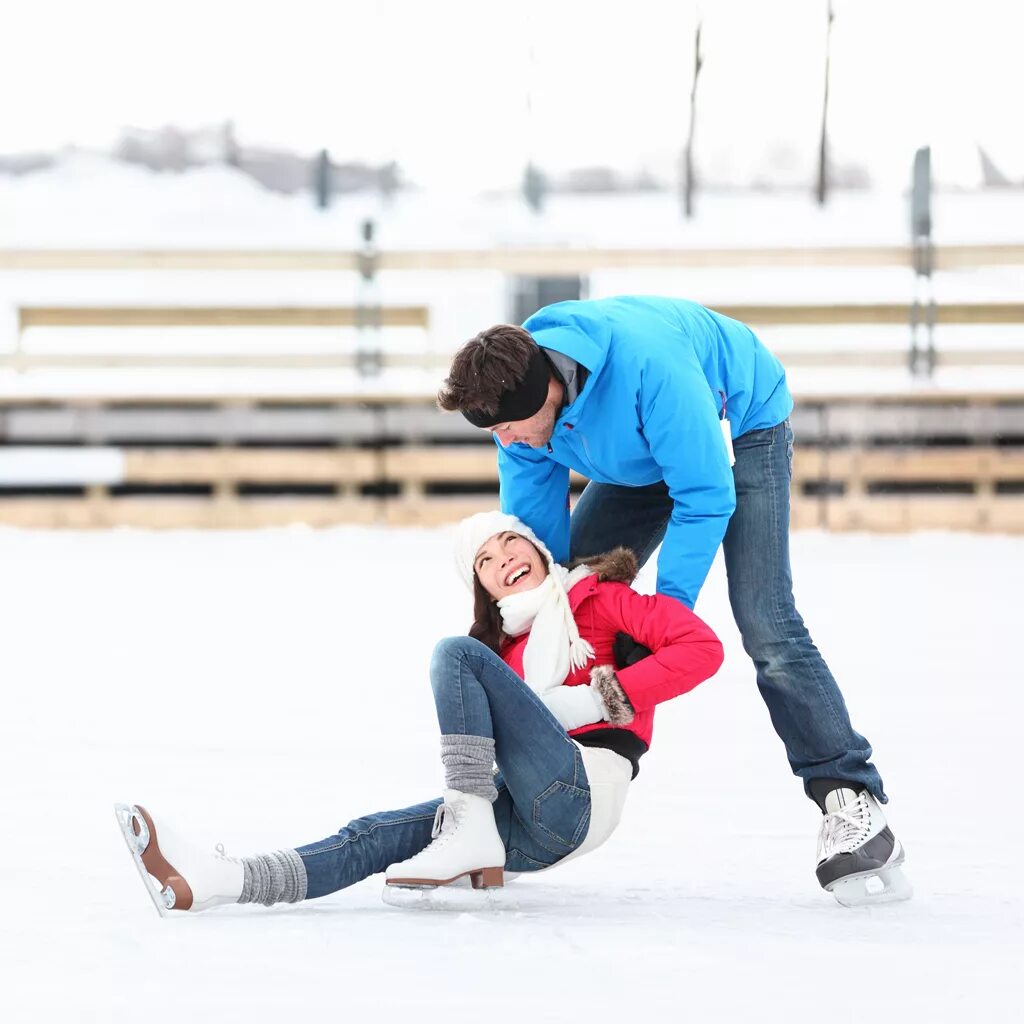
[[384, 789, 505, 897], [815, 789, 912, 908], [114, 803, 243, 916]]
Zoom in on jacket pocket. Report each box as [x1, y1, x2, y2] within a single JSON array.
[[533, 781, 592, 849]]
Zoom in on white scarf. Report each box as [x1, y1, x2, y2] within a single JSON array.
[[498, 564, 596, 694]]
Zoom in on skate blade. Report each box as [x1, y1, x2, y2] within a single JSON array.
[[828, 866, 913, 908], [113, 803, 173, 919], [381, 878, 511, 913]]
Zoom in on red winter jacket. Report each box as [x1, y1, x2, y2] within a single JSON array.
[[500, 549, 724, 752]]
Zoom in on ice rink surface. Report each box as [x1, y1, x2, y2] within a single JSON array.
[[1, 525, 1020, 1022]]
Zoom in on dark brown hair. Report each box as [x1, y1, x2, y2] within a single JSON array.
[[437, 325, 537, 419], [468, 574, 506, 654]]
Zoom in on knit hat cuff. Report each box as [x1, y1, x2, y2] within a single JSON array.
[[453, 510, 554, 591]]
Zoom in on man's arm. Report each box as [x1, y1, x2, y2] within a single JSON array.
[[639, 349, 736, 608], [496, 439, 572, 561]]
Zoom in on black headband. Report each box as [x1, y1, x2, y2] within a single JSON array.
[[461, 346, 551, 429]]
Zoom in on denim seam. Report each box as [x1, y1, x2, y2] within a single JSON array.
[[302, 812, 439, 856], [453, 649, 468, 735], [507, 847, 556, 870], [767, 424, 848, 743], [510, 804, 568, 859], [532, 780, 591, 848]]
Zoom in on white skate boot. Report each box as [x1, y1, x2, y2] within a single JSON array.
[[114, 803, 243, 916], [814, 787, 912, 908], [384, 789, 505, 893]]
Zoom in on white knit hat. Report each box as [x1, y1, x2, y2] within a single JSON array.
[[453, 510, 594, 678], [453, 510, 553, 591]]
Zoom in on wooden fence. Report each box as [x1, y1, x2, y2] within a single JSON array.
[[1, 243, 1022, 530], [0, 391, 1021, 532]]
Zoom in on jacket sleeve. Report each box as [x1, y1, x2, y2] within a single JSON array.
[[496, 438, 572, 562], [595, 582, 724, 713], [638, 347, 736, 609]]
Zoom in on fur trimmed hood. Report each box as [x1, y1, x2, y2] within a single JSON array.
[[568, 547, 638, 586]]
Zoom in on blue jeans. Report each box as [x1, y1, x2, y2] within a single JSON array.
[[296, 636, 592, 900], [570, 419, 886, 804]]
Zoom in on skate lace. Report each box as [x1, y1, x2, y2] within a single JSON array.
[[213, 841, 241, 865], [817, 792, 872, 859], [429, 801, 460, 844]]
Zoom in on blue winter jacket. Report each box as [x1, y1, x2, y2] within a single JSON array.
[[497, 295, 793, 608]]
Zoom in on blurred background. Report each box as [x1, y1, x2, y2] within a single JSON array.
[[1, 0, 1022, 532]]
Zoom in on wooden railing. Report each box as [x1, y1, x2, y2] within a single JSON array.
[[3, 244, 1024, 271], [16, 305, 430, 329]]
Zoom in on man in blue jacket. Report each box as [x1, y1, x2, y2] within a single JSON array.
[[438, 295, 910, 906]]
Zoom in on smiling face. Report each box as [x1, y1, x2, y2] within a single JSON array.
[[473, 531, 549, 601]]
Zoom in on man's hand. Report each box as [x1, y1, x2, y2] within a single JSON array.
[[614, 631, 652, 669]]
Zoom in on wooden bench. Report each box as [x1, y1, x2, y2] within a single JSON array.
[[3, 305, 430, 371], [8, 300, 1022, 371]]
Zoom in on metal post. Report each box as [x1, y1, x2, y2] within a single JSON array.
[[910, 146, 936, 376], [315, 149, 331, 210], [816, 0, 835, 207], [356, 219, 382, 376], [683, 19, 703, 219]]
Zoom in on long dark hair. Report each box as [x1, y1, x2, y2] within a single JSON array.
[[469, 575, 505, 654]]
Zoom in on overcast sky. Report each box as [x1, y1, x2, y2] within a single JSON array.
[[3, 0, 1022, 189]]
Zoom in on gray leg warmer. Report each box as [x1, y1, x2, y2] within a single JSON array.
[[441, 734, 498, 803], [238, 848, 307, 906]]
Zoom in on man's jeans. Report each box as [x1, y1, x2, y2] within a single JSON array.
[[570, 419, 886, 803], [296, 636, 591, 900]]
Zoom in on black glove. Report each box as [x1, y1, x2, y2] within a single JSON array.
[[613, 632, 652, 670]]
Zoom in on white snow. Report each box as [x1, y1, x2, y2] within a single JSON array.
[[1, 526, 1019, 1021], [3, 155, 1024, 250], [0, 446, 124, 485]]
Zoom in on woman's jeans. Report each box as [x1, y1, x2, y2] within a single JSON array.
[[570, 419, 885, 804], [296, 637, 591, 900]]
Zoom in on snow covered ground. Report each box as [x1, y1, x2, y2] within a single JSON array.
[[1, 526, 1020, 1021]]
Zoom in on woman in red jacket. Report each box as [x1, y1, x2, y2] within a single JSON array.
[[115, 511, 723, 915]]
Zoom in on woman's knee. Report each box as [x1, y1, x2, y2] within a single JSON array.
[[431, 635, 486, 666], [429, 635, 489, 689]]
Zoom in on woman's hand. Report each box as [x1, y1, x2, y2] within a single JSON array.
[[541, 667, 636, 731], [541, 684, 608, 731]]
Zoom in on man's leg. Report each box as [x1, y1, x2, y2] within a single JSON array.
[[569, 479, 672, 565], [722, 420, 886, 803]]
